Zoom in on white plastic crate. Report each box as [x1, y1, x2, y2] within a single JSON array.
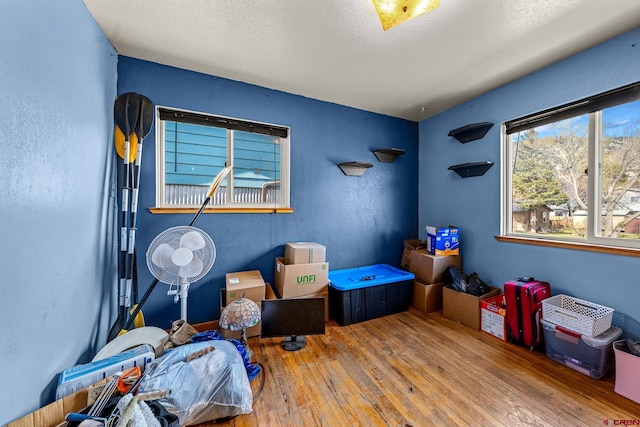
[[541, 294, 613, 337]]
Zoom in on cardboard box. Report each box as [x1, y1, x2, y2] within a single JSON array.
[[443, 285, 501, 330], [274, 257, 329, 298], [400, 239, 425, 270], [284, 242, 326, 264], [411, 280, 444, 313], [7, 389, 88, 427], [425, 225, 460, 256], [409, 250, 461, 284], [481, 294, 507, 341], [225, 270, 266, 304], [220, 282, 276, 339]]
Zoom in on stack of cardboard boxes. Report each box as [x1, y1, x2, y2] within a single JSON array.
[[404, 226, 500, 330], [433, 225, 499, 330], [219, 242, 329, 341], [274, 242, 330, 321], [403, 229, 462, 315]]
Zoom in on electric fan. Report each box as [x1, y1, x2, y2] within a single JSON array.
[[146, 226, 216, 321]]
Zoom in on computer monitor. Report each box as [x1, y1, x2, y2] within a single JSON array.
[[261, 297, 326, 351]]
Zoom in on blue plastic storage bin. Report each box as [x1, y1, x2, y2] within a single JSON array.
[[329, 264, 415, 326]]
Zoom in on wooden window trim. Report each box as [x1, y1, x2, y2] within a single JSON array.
[[150, 207, 294, 214], [495, 235, 640, 258]]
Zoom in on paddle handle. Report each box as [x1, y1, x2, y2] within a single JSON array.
[[123, 278, 158, 332]]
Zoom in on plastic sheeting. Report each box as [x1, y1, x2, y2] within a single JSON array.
[[138, 340, 252, 425]]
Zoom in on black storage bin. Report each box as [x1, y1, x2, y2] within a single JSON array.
[[328, 264, 414, 326]]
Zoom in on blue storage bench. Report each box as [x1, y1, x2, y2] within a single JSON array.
[[329, 264, 415, 326]]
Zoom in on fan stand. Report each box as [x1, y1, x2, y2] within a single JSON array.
[[167, 281, 190, 321]]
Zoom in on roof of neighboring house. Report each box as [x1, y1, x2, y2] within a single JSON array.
[[512, 203, 552, 213], [234, 171, 277, 188]]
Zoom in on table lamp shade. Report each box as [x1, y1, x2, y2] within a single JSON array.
[[220, 297, 261, 331]]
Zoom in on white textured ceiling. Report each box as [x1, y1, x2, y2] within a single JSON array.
[[83, 0, 640, 122]]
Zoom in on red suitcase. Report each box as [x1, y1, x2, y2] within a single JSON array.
[[505, 277, 551, 349]]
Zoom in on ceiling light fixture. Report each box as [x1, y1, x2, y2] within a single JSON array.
[[372, 0, 440, 31]]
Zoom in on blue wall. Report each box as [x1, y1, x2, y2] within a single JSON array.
[[419, 27, 640, 337], [117, 57, 419, 328], [0, 0, 118, 424], [4, 3, 636, 423]]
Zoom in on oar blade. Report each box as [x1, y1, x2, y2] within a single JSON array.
[[115, 125, 138, 162], [135, 95, 155, 142], [125, 93, 140, 137], [113, 93, 130, 136]]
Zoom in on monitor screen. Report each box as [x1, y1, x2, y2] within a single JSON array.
[[261, 297, 326, 339]]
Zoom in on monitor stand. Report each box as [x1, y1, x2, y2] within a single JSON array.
[[281, 335, 306, 351]]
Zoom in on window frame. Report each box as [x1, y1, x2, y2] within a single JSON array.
[[154, 106, 291, 213], [500, 82, 640, 252]]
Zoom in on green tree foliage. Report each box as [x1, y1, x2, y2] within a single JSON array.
[[601, 132, 640, 236], [545, 120, 589, 212], [512, 133, 569, 212], [512, 107, 640, 239]]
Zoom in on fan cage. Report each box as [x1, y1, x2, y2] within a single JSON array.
[[146, 226, 216, 285]]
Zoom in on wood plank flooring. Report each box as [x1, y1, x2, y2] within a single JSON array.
[[198, 308, 640, 426]]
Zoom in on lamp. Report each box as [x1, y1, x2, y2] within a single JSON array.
[[219, 296, 261, 358], [371, 0, 440, 31]]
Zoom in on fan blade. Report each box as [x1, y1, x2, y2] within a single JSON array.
[[151, 243, 174, 268], [179, 257, 204, 278], [180, 230, 206, 251], [171, 247, 194, 267]]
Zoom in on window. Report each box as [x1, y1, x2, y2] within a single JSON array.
[[156, 107, 290, 211], [502, 82, 640, 249]]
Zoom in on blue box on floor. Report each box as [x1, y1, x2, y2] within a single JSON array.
[[329, 264, 415, 326]]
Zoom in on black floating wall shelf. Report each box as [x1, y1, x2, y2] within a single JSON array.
[[448, 161, 494, 178], [338, 161, 373, 176], [448, 122, 494, 143], [372, 148, 405, 163]]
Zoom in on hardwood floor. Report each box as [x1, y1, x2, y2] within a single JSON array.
[[200, 308, 640, 427]]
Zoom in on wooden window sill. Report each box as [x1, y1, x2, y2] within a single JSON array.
[[149, 207, 294, 214], [495, 235, 640, 258]]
